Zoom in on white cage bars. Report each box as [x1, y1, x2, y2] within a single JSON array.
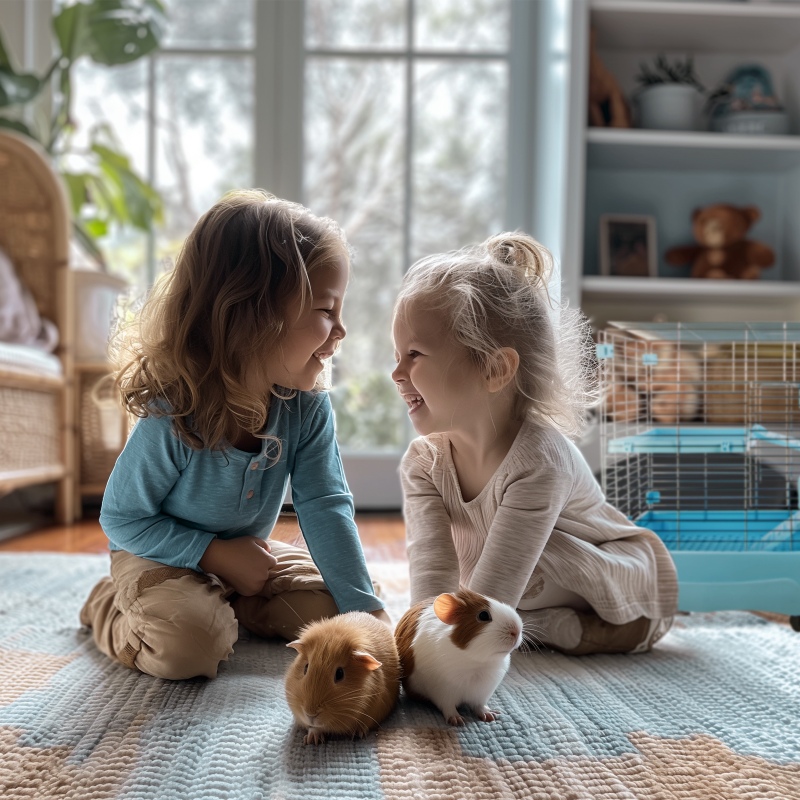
[[598, 321, 800, 624]]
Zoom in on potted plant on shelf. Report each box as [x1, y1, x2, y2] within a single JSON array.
[[634, 55, 705, 132], [0, 0, 166, 268]]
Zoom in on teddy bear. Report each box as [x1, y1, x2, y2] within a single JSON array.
[[665, 203, 775, 279], [588, 29, 631, 128]]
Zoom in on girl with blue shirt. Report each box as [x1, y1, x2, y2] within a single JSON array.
[[80, 190, 388, 680]]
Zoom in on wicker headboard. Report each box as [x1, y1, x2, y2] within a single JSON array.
[[0, 130, 70, 331]]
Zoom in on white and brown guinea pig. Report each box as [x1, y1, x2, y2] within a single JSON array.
[[394, 588, 523, 726], [284, 611, 400, 745]]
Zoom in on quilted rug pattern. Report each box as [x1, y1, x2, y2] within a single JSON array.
[[1, 552, 799, 800]]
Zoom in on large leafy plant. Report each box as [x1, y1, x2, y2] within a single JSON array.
[[0, 0, 167, 266]]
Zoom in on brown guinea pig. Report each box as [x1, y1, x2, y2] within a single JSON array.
[[284, 611, 400, 745]]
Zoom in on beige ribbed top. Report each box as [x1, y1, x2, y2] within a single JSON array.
[[399, 418, 678, 624]]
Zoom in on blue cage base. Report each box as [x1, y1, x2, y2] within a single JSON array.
[[635, 509, 800, 616]]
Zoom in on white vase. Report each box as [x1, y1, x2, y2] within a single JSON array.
[[637, 84, 703, 131]]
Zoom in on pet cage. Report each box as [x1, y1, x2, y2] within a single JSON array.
[[598, 321, 800, 630]]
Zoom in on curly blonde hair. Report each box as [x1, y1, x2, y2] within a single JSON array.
[[111, 189, 349, 451], [394, 232, 598, 439]]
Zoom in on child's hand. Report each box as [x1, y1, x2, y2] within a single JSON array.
[[199, 536, 278, 596]]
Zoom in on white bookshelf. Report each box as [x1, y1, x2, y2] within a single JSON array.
[[563, 0, 800, 327], [586, 129, 800, 172], [591, 0, 800, 54], [582, 276, 800, 304]]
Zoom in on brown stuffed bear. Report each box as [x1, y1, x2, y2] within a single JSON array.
[[588, 29, 631, 128], [665, 203, 775, 279]]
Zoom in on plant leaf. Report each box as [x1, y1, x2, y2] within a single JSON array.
[[82, 0, 167, 66], [0, 32, 46, 108], [61, 171, 91, 218], [84, 217, 109, 238], [0, 115, 35, 137], [85, 168, 129, 223], [72, 219, 107, 268], [54, 0, 166, 65], [91, 141, 163, 229], [53, 3, 92, 63]]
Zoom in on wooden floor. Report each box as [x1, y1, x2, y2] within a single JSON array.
[[1, 513, 790, 626], [0, 512, 408, 563]]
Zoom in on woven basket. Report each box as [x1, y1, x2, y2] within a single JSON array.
[[0, 380, 61, 470], [78, 371, 128, 487]]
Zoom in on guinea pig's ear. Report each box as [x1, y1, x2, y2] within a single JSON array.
[[433, 593, 464, 625], [286, 640, 303, 653], [352, 650, 382, 671]]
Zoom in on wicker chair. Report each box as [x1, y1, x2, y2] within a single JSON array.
[[0, 130, 75, 524]]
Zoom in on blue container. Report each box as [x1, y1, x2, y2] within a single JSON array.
[[635, 509, 800, 614]]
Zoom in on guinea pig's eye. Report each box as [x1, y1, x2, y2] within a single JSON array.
[[334, 667, 345, 683], [478, 610, 492, 622], [303, 663, 309, 675]]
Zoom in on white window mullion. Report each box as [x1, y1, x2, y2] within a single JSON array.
[[26, 0, 52, 74], [506, 0, 539, 238], [402, 0, 415, 275], [254, 0, 305, 202], [507, 0, 571, 306], [146, 54, 157, 284]]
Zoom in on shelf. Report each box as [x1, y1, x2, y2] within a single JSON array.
[[74, 362, 114, 372], [591, 1, 800, 54], [586, 128, 800, 171], [79, 482, 109, 496], [581, 276, 800, 304]]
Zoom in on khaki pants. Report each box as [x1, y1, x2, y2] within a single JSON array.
[[519, 607, 673, 655], [79, 540, 339, 681]]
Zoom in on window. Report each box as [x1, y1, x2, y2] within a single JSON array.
[[70, 0, 256, 288], [303, 0, 511, 452], [50, 0, 568, 506]]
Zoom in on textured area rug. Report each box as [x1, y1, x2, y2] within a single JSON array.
[[1, 553, 799, 800]]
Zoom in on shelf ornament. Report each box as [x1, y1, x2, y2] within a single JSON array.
[[588, 29, 631, 128]]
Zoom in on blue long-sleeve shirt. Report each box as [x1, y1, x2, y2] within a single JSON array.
[[99, 391, 384, 613]]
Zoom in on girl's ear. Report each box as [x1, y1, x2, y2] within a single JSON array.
[[486, 347, 519, 393]]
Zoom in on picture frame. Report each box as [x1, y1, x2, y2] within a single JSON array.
[[599, 214, 658, 278]]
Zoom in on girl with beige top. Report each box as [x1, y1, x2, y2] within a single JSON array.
[[391, 233, 678, 655]]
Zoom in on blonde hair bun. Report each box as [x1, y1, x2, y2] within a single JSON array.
[[484, 232, 553, 296]]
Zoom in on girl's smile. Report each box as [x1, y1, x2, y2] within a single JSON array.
[[264, 257, 349, 392], [403, 393, 425, 414], [391, 303, 485, 436]]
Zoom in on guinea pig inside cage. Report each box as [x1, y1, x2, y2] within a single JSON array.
[[598, 321, 800, 629]]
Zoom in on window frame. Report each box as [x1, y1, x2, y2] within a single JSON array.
[[25, 0, 569, 509]]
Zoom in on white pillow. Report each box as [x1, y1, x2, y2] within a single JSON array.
[[0, 248, 58, 352]]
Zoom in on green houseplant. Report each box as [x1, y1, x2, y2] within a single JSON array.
[[0, 0, 167, 267], [634, 55, 705, 131]]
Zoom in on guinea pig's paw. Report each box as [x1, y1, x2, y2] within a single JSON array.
[[303, 729, 326, 745], [475, 706, 501, 722], [446, 712, 466, 726]]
